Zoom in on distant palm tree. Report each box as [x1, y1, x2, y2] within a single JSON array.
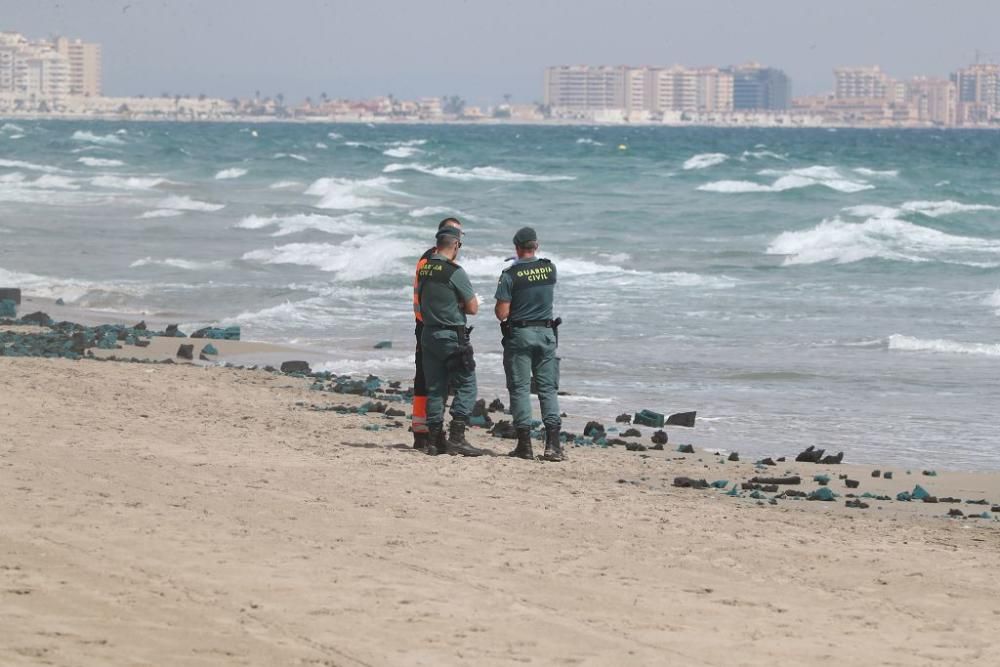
[[321, 92, 329, 103], [276, 93, 285, 107]]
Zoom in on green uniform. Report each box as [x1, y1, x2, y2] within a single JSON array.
[[418, 254, 478, 427], [495, 257, 560, 430]]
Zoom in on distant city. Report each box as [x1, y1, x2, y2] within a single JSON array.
[[2, 29, 999, 128]]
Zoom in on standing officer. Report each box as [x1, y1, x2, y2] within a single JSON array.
[[411, 217, 462, 451], [418, 225, 483, 456], [494, 227, 564, 461]]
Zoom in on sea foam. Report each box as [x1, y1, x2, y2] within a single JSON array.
[[235, 213, 364, 237], [888, 334, 1000, 358], [242, 235, 414, 280], [305, 176, 404, 210], [215, 167, 249, 180], [156, 195, 225, 212], [700, 166, 873, 194], [383, 163, 575, 182], [0, 158, 67, 173], [130, 257, 227, 270], [71, 130, 125, 146], [383, 146, 422, 158], [138, 209, 185, 219], [92, 175, 167, 190], [78, 157, 125, 167], [683, 153, 728, 170], [900, 200, 1000, 217]]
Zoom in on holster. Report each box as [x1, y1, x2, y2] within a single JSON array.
[[445, 326, 476, 372]]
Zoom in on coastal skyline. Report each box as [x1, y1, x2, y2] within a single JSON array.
[[3, 0, 1000, 105]]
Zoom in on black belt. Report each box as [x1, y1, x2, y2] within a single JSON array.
[[511, 319, 555, 328], [426, 324, 473, 336]]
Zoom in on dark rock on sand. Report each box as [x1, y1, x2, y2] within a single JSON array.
[[750, 476, 802, 485], [164, 324, 185, 338], [385, 408, 406, 417], [757, 457, 776, 466], [651, 430, 668, 445], [0, 287, 22, 304], [280, 360, 311, 374], [488, 398, 505, 413], [883, 472, 893, 480], [677, 444, 695, 454], [615, 413, 632, 424], [728, 452, 739, 462], [20, 311, 53, 326], [871, 470, 881, 478], [583, 421, 606, 438], [845, 499, 870, 509], [948, 509, 965, 518], [845, 479, 860, 489], [795, 446, 825, 463], [673, 477, 709, 489], [625, 442, 647, 452], [622, 428, 641, 438], [819, 452, 844, 465], [176, 344, 194, 360], [489, 420, 518, 439]]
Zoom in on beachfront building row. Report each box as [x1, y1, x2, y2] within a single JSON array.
[[0, 31, 101, 104], [543, 63, 791, 118]]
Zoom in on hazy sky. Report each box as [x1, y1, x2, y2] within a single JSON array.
[[3, 0, 998, 105]]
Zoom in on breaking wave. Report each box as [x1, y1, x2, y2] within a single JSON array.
[[139, 209, 185, 219], [78, 157, 125, 167], [130, 257, 227, 270], [854, 167, 899, 177], [683, 153, 728, 170], [305, 176, 405, 210], [888, 334, 1000, 358], [0, 158, 67, 173], [155, 195, 225, 212], [273, 152, 309, 162], [269, 180, 302, 189], [215, 167, 249, 180], [71, 130, 125, 146], [235, 213, 364, 237], [767, 215, 1000, 266], [92, 175, 167, 190], [241, 235, 415, 280], [576, 137, 604, 146], [700, 166, 873, 194], [383, 163, 575, 182], [900, 200, 1000, 218], [383, 146, 422, 158]]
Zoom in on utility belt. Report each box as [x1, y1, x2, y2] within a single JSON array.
[[501, 317, 562, 346], [427, 324, 476, 372]]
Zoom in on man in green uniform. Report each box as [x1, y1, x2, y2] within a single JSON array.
[[417, 226, 483, 456], [494, 227, 564, 462]]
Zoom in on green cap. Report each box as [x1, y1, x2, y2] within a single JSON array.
[[513, 226, 537, 246], [436, 226, 462, 240]]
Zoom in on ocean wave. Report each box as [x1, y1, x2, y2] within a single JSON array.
[[235, 213, 364, 237], [683, 153, 728, 170], [272, 153, 309, 162], [92, 175, 167, 190], [0, 265, 154, 304], [242, 235, 415, 280], [305, 176, 405, 210], [29, 175, 79, 190], [383, 146, 422, 158], [138, 209, 185, 219], [215, 167, 249, 180], [407, 205, 479, 222], [739, 150, 786, 160], [156, 195, 225, 212], [1, 123, 25, 133], [269, 180, 302, 189], [900, 200, 1000, 217], [78, 157, 125, 167], [700, 166, 873, 194], [985, 289, 1000, 313], [767, 215, 1000, 266], [842, 204, 898, 219], [7, 134, 24, 140], [853, 167, 899, 177], [383, 162, 575, 182], [387, 139, 427, 147], [888, 334, 1000, 358], [130, 257, 227, 270], [71, 130, 125, 146], [0, 158, 68, 174], [327, 132, 342, 140], [576, 137, 604, 146]]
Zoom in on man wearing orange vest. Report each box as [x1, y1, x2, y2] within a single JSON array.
[[411, 217, 463, 451]]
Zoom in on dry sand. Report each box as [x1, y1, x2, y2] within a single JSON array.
[[2, 356, 999, 666]]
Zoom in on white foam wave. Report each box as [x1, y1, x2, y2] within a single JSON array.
[[315, 142, 328, 149], [1, 123, 25, 133], [842, 204, 898, 219], [0, 158, 67, 173], [683, 153, 728, 170], [576, 137, 604, 146], [6, 134, 24, 139], [215, 167, 248, 180], [242, 235, 415, 280], [407, 206, 478, 221], [700, 166, 873, 194], [767, 216, 1000, 266], [900, 200, 1000, 218], [854, 167, 899, 177], [139, 209, 185, 219], [92, 175, 167, 190], [130, 257, 227, 270], [235, 213, 364, 237], [740, 150, 786, 160], [386, 139, 427, 147], [273, 152, 308, 162], [72, 130, 125, 146], [383, 163, 574, 182], [985, 289, 1000, 314], [30, 175, 79, 190], [888, 334, 1000, 358], [305, 176, 404, 210], [156, 195, 225, 212], [383, 146, 422, 158], [0, 265, 153, 304], [327, 132, 343, 139], [78, 157, 125, 167], [269, 180, 302, 189]]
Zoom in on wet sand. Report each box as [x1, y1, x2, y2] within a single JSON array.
[[1, 356, 999, 666]]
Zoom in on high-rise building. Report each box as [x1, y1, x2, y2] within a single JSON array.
[[950, 63, 1000, 123], [693, 67, 733, 112], [543, 65, 626, 110], [732, 63, 791, 110], [54, 36, 102, 96], [904, 77, 957, 126], [834, 66, 891, 99]]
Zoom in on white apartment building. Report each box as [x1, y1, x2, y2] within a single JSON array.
[[544, 65, 626, 110], [904, 77, 956, 126], [834, 66, 891, 99], [54, 36, 102, 96]]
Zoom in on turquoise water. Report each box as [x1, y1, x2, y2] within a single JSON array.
[[2, 120, 999, 468]]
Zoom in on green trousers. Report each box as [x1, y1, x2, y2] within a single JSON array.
[[421, 326, 477, 427], [503, 327, 560, 429]]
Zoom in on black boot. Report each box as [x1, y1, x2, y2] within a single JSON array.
[[425, 424, 444, 456], [412, 431, 429, 452], [508, 427, 534, 459], [542, 425, 565, 462], [446, 419, 483, 457]]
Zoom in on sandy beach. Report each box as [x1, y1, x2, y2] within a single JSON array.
[[2, 348, 999, 666]]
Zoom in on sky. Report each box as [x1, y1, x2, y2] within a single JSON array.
[[3, 0, 999, 106]]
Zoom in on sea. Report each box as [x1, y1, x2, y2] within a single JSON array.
[[2, 120, 999, 469]]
